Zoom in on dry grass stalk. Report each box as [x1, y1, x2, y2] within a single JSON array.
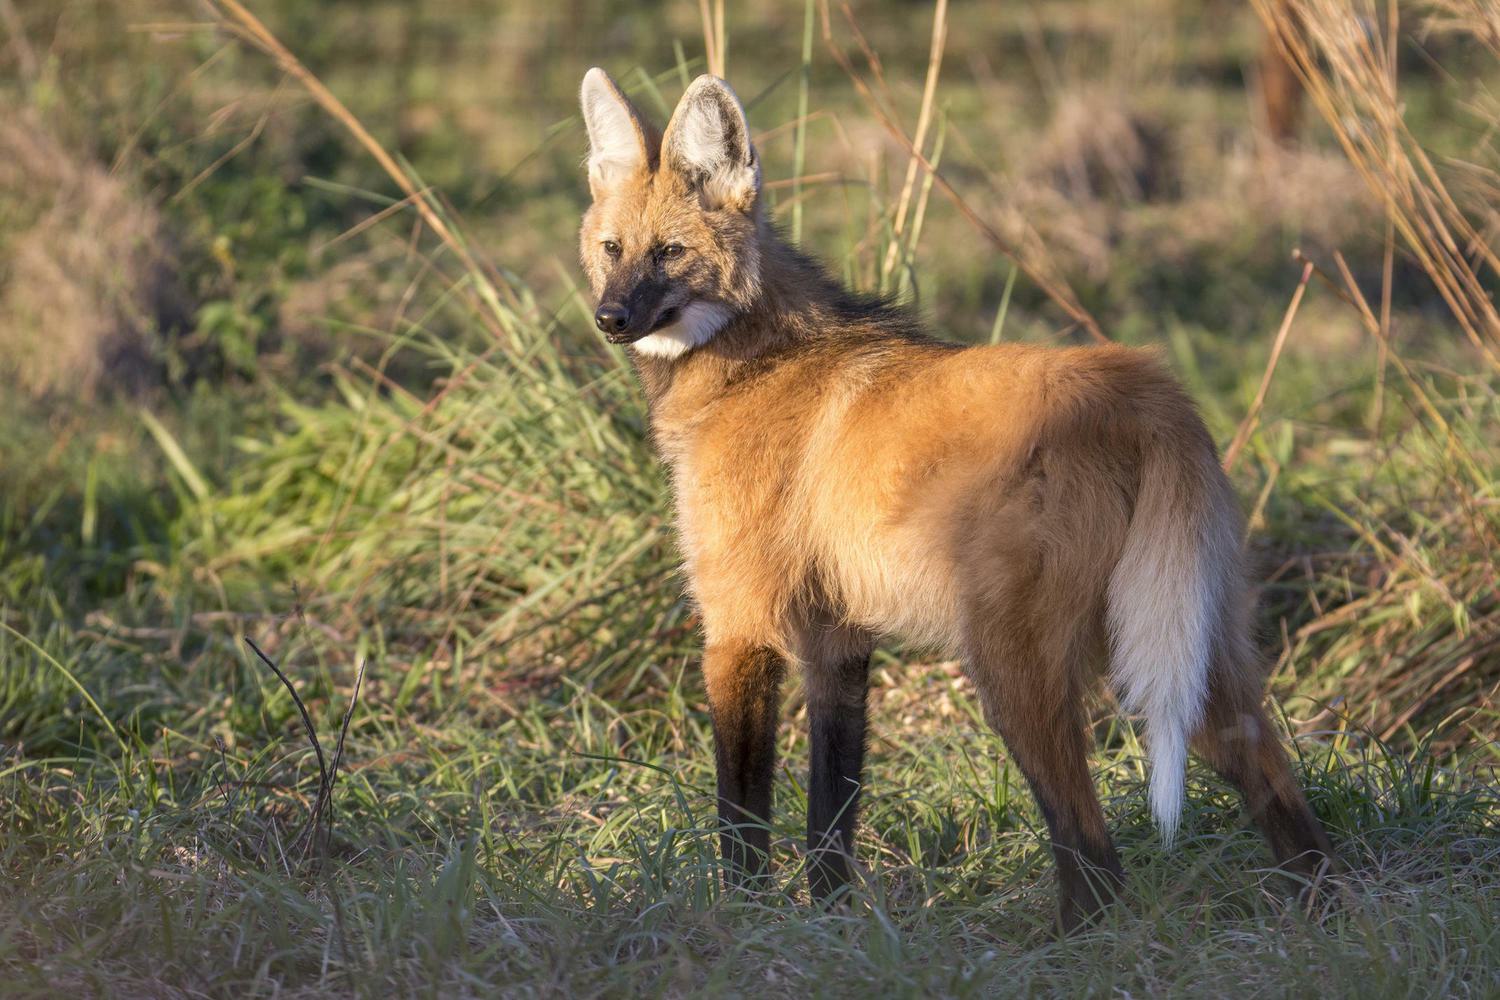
[[1223, 259, 1314, 473], [1240, 0, 1500, 744], [878, 0, 947, 287], [698, 0, 726, 78], [1253, 0, 1500, 371], [245, 636, 330, 856], [1423, 0, 1500, 53], [1281, 249, 1500, 743], [819, 0, 1109, 343], [205, 0, 522, 343]]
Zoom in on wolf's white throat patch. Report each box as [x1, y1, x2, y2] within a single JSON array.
[[631, 302, 734, 360]]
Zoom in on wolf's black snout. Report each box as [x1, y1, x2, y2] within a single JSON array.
[[594, 303, 631, 336]]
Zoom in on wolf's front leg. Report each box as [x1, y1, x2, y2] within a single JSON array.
[[702, 641, 785, 890]]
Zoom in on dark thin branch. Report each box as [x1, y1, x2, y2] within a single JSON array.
[[324, 658, 368, 831], [245, 636, 330, 854]]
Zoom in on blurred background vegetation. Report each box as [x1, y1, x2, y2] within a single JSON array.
[[1, 0, 1497, 994]]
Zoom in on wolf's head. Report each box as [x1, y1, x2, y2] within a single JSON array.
[[578, 69, 763, 360]]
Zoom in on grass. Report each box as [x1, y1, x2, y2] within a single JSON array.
[[2, 0, 1500, 995], [5, 655, 1499, 997]]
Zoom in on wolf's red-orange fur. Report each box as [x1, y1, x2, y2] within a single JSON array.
[[577, 68, 1333, 931]]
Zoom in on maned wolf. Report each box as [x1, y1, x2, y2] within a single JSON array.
[[577, 68, 1334, 931]]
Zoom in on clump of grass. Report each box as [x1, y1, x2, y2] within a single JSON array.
[[1261, 365, 1500, 743], [1241, 0, 1500, 746], [166, 309, 685, 706], [1030, 89, 1178, 205], [0, 110, 184, 398]]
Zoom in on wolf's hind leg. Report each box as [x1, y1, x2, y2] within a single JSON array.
[[964, 618, 1124, 934], [1191, 650, 1335, 885]]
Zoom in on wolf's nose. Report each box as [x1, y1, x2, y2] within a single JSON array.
[[594, 303, 631, 335]]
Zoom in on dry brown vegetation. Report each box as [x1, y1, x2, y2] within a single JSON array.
[[1240, 0, 1500, 742], [0, 112, 182, 398]]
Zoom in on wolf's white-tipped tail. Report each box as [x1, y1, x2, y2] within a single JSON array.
[[1106, 447, 1237, 844]]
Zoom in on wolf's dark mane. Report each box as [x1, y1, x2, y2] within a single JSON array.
[[756, 222, 936, 345]]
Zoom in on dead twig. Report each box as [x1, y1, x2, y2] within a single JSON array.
[[1223, 258, 1314, 472]]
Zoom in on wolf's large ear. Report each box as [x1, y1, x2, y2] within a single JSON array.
[[662, 75, 760, 212], [580, 68, 653, 198]]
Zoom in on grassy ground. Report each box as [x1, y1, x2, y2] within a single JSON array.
[[2, 0, 1499, 996], [4, 658, 1498, 996]]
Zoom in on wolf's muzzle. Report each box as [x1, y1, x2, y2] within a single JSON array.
[[595, 301, 681, 344], [595, 303, 631, 339]]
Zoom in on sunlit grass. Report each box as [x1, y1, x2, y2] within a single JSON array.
[[4, 657, 1498, 996]]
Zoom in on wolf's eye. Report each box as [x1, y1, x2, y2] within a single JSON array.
[[602, 240, 622, 258], [660, 243, 685, 260]]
